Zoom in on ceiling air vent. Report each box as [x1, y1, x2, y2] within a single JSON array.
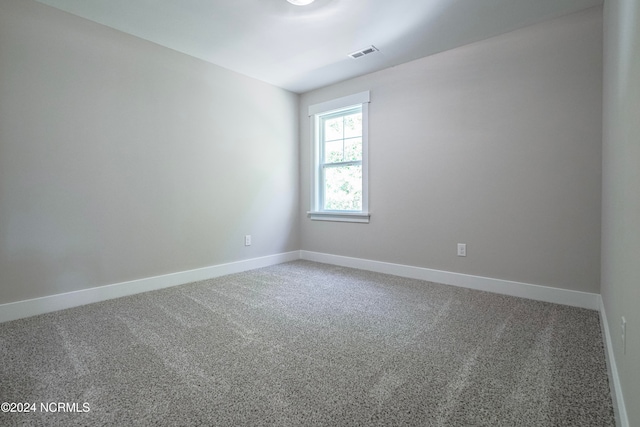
[[349, 45, 379, 59]]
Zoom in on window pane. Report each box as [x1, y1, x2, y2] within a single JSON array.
[[324, 117, 343, 141], [324, 139, 343, 163], [343, 137, 362, 161], [323, 164, 362, 211], [343, 113, 362, 138]]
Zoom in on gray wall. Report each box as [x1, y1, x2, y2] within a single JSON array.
[[0, 0, 299, 305], [602, 0, 640, 424], [300, 7, 603, 293]]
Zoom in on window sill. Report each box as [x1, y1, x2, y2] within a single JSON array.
[[307, 211, 370, 223]]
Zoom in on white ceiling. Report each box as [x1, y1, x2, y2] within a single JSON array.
[[35, 0, 602, 94]]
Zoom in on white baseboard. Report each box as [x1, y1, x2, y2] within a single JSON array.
[[0, 251, 300, 323], [300, 251, 600, 310], [2, 249, 601, 321], [599, 297, 629, 427]]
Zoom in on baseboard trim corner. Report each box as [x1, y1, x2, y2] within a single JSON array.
[[599, 296, 629, 427], [0, 251, 301, 323], [300, 251, 600, 310]]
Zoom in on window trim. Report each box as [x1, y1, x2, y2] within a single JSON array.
[[307, 91, 370, 223]]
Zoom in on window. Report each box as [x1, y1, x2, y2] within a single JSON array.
[[308, 92, 370, 223]]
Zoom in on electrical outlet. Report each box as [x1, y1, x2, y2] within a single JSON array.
[[244, 235, 252, 246], [457, 243, 466, 257], [621, 317, 627, 355]]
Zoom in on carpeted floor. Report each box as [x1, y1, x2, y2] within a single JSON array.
[[0, 260, 614, 426]]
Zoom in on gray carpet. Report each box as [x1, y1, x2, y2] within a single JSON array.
[[0, 260, 614, 426]]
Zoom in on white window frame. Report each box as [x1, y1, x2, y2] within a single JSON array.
[[308, 91, 370, 223]]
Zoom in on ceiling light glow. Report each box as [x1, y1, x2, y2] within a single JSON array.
[[287, 0, 315, 5]]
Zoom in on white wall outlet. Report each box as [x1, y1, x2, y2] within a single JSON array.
[[621, 316, 627, 355], [457, 243, 467, 257], [244, 235, 252, 246]]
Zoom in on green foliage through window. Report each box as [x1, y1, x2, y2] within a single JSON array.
[[320, 107, 363, 211]]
